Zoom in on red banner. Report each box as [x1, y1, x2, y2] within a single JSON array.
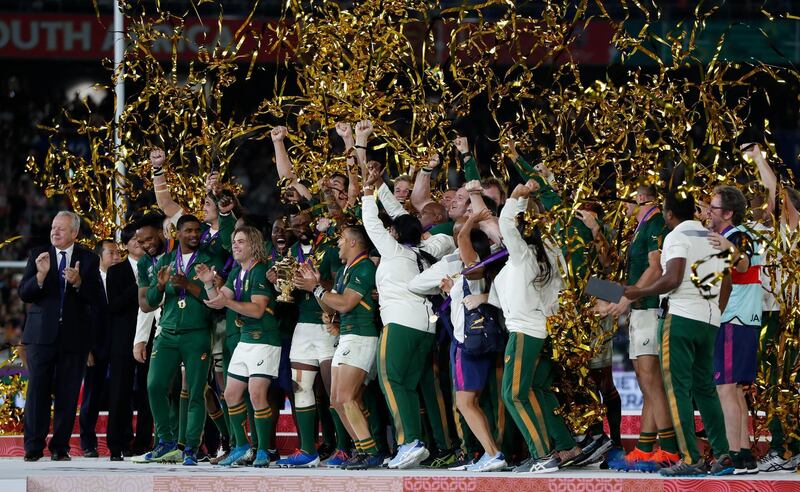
[[0, 12, 616, 64], [0, 13, 284, 62]]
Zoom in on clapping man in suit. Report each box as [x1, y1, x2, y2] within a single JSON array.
[[80, 239, 121, 457], [18, 211, 102, 461]]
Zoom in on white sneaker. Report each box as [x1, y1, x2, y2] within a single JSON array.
[[528, 454, 560, 474], [783, 452, 800, 471], [466, 452, 507, 472], [393, 440, 429, 469], [758, 450, 787, 472], [387, 442, 413, 469]]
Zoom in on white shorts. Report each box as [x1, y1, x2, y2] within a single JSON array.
[[289, 322, 338, 366], [228, 342, 281, 380], [629, 309, 660, 359], [332, 334, 379, 376], [211, 318, 226, 373]]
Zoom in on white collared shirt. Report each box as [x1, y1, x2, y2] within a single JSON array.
[[55, 243, 75, 270], [128, 256, 140, 283]]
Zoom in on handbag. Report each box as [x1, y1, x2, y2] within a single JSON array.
[[461, 277, 505, 355]]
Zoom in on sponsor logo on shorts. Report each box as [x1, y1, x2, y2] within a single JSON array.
[[201, 352, 207, 361], [257, 360, 264, 366], [504, 355, 511, 364], [642, 338, 650, 346], [342, 349, 351, 357]]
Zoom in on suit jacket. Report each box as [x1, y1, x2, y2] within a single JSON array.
[[19, 244, 102, 352], [91, 274, 111, 359], [105, 259, 139, 356]]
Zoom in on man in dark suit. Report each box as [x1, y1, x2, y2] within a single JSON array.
[[18, 211, 102, 461], [79, 239, 120, 457], [105, 224, 154, 460]]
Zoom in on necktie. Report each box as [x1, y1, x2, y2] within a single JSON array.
[[58, 251, 67, 319]]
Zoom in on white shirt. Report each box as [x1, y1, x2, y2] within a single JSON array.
[[660, 220, 725, 326], [363, 195, 435, 332], [378, 183, 455, 260], [100, 270, 108, 300], [488, 197, 563, 339], [128, 256, 140, 283], [55, 243, 75, 270], [751, 222, 780, 312]]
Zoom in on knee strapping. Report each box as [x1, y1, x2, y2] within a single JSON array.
[[292, 369, 318, 407]]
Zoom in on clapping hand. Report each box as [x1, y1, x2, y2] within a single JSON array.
[[156, 266, 171, 290], [195, 264, 216, 284], [293, 262, 320, 292], [203, 293, 227, 310], [171, 273, 189, 290], [63, 261, 81, 287]]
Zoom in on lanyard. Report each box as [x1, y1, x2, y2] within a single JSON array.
[[200, 227, 218, 246], [234, 260, 257, 301], [431, 248, 509, 322], [175, 245, 199, 301], [634, 206, 659, 236], [336, 251, 369, 293], [721, 224, 736, 238]]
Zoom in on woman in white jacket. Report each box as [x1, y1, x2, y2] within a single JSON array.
[[492, 182, 581, 474], [361, 169, 436, 470]]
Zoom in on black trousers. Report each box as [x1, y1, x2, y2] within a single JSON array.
[[79, 356, 109, 451], [23, 343, 87, 455], [107, 350, 155, 454]]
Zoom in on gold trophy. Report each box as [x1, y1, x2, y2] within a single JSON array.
[[274, 255, 298, 303]]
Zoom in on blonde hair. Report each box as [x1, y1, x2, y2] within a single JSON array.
[[233, 226, 267, 264]]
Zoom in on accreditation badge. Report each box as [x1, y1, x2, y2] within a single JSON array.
[[178, 299, 187, 309]]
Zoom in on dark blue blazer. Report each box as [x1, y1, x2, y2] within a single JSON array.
[[18, 244, 102, 353]]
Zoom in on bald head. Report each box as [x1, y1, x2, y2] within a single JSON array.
[[420, 202, 447, 229]]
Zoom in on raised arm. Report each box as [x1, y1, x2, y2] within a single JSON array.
[[362, 169, 403, 259], [465, 179, 488, 215], [271, 126, 311, 201], [150, 148, 183, 219], [744, 143, 776, 216], [411, 153, 440, 212], [499, 185, 535, 265], [455, 136, 480, 181], [354, 120, 373, 178], [458, 210, 491, 266], [378, 182, 408, 219]]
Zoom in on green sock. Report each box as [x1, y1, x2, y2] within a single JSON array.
[[360, 437, 379, 456], [246, 398, 258, 449], [209, 405, 229, 440], [363, 384, 389, 453], [253, 407, 275, 453], [227, 401, 250, 448], [319, 403, 336, 447], [636, 431, 657, 453], [295, 405, 319, 454], [220, 397, 234, 447], [178, 390, 189, 447], [658, 428, 679, 454], [330, 408, 352, 451]]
